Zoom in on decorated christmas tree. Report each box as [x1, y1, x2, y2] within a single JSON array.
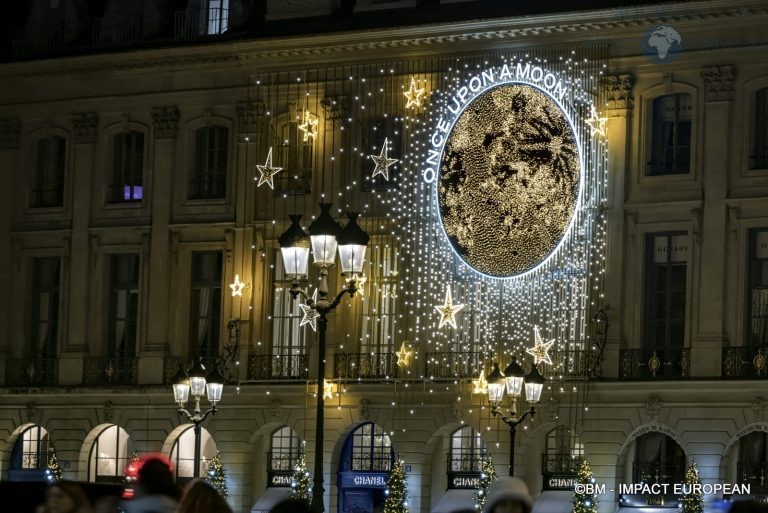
[[572, 459, 598, 513], [384, 458, 408, 513], [206, 451, 229, 498], [291, 454, 312, 501], [45, 451, 62, 483], [475, 457, 497, 511], [682, 459, 704, 513]]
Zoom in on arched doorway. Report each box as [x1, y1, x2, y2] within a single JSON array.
[[7, 424, 52, 481], [86, 424, 131, 483], [618, 431, 685, 509], [337, 422, 394, 513], [725, 429, 768, 500], [432, 426, 488, 513], [252, 426, 303, 513], [165, 424, 217, 487]]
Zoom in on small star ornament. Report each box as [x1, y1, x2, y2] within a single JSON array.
[[297, 110, 318, 142], [435, 285, 464, 329], [526, 325, 555, 365], [229, 274, 247, 297], [299, 289, 320, 331], [255, 147, 282, 189], [395, 341, 413, 368], [472, 370, 488, 395], [370, 138, 399, 180], [585, 105, 608, 137], [403, 76, 426, 109]]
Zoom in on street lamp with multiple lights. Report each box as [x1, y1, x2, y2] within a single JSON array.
[[487, 358, 545, 476], [172, 359, 224, 478], [278, 202, 370, 513]]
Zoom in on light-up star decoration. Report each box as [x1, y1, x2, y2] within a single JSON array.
[[526, 325, 555, 365], [585, 105, 608, 137], [255, 147, 282, 189], [404, 76, 426, 109], [323, 380, 334, 400], [395, 341, 413, 368], [472, 370, 488, 395], [229, 274, 247, 297], [299, 289, 320, 331], [434, 285, 464, 329], [370, 138, 399, 180], [297, 110, 318, 142]]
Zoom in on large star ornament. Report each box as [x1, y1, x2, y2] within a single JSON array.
[[404, 76, 426, 109], [299, 289, 320, 331], [435, 285, 464, 329], [370, 138, 399, 180], [526, 325, 555, 365], [472, 370, 488, 395], [255, 147, 282, 189], [229, 274, 247, 297], [298, 110, 318, 142], [585, 105, 608, 137], [395, 341, 413, 368]]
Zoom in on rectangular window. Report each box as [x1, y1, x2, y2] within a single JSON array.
[[29, 257, 60, 358], [748, 229, 768, 345], [649, 93, 692, 176], [362, 118, 401, 192], [205, 0, 229, 34], [190, 251, 223, 358], [270, 250, 307, 377], [108, 254, 139, 357], [111, 132, 144, 203], [191, 126, 228, 199], [359, 242, 398, 355], [644, 233, 687, 353], [33, 136, 65, 207], [274, 123, 312, 196], [750, 87, 768, 170]]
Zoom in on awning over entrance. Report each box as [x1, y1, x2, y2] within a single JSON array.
[[251, 487, 292, 513], [532, 491, 574, 513], [432, 489, 477, 513]]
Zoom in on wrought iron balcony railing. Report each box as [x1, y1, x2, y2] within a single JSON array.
[[542, 453, 584, 475], [247, 354, 308, 381], [334, 353, 398, 380], [446, 453, 486, 473], [11, 25, 67, 58], [163, 356, 225, 384], [83, 357, 138, 386], [722, 345, 768, 379], [92, 14, 143, 48], [424, 352, 483, 379], [174, 8, 229, 41], [737, 462, 768, 493], [619, 349, 690, 380], [6, 358, 58, 386], [632, 461, 685, 485]]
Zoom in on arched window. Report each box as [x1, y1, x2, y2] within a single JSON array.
[[32, 135, 66, 208], [350, 423, 393, 472], [750, 87, 768, 170], [738, 431, 768, 493], [87, 424, 130, 482], [168, 425, 217, 484], [449, 426, 486, 472], [648, 93, 692, 176], [633, 432, 685, 484], [543, 426, 583, 475], [10, 425, 50, 477], [268, 426, 302, 487]]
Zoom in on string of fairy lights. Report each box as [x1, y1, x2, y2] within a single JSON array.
[[240, 47, 609, 442]]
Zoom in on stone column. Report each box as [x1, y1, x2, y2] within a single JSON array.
[[60, 112, 98, 385], [691, 65, 735, 377], [600, 75, 633, 379], [140, 106, 179, 384]]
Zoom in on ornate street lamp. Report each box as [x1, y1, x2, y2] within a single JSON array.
[[172, 359, 224, 478], [278, 205, 370, 513], [488, 359, 545, 476]]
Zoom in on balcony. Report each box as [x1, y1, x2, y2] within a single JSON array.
[[163, 356, 225, 384], [247, 354, 308, 381], [11, 24, 67, 59], [619, 349, 690, 380], [5, 358, 58, 386], [737, 462, 768, 494], [633, 460, 685, 484], [445, 453, 486, 489], [82, 357, 138, 386], [174, 8, 229, 41], [92, 14, 143, 49], [267, 451, 300, 487], [334, 353, 398, 380], [542, 453, 584, 475], [424, 352, 483, 379], [722, 345, 768, 379]]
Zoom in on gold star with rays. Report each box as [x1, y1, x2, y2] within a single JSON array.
[[526, 325, 555, 365], [370, 138, 399, 180], [229, 274, 247, 297], [435, 285, 464, 329], [395, 341, 413, 368], [472, 370, 488, 395], [404, 76, 426, 109], [323, 379, 334, 399], [585, 105, 608, 137], [297, 110, 318, 142], [255, 147, 283, 189]]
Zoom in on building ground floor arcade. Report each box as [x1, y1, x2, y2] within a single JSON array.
[[1, 381, 767, 513]]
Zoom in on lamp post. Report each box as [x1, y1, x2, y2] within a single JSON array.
[[278, 203, 370, 513], [172, 359, 224, 478], [487, 359, 545, 476]]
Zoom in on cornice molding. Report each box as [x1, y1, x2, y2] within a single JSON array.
[[0, 1, 765, 79]]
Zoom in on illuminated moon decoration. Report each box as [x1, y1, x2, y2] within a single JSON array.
[[438, 83, 581, 278]]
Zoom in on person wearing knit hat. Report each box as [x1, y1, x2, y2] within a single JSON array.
[[482, 476, 533, 513]]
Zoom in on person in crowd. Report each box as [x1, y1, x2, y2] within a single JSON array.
[[270, 498, 310, 513], [177, 479, 233, 513], [37, 481, 93, 513], [122, 457, 180, 513], [482, 476, 533, 513]]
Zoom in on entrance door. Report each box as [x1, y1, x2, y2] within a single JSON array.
[[337, 423, 394, 513]]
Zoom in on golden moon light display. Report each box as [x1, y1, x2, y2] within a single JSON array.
[[438, 83, 581, 277]]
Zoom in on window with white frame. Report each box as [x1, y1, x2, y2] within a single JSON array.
[[111, 131, 144, 203], [32, 136, 66, 208], [351, 423, 392, 472], [449, 426, 486, 472], [88, 425, 130, 483], [169, 425, 217, 483], [543, 426, 583, 474], [750, 87, 768, 170], [270, 250, 307, 377], [190, 251, 223, 358], [270, 426, 302, 472], [11, 425, 50, 471], [204, 0, 229, 35], [360, 241, 399, 355], [108, 254, 139, 357], [648, 93, 692, 176], [748, 229, 768, 346], [644, 233, 687, 354], [29, 257, 60, 359]]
